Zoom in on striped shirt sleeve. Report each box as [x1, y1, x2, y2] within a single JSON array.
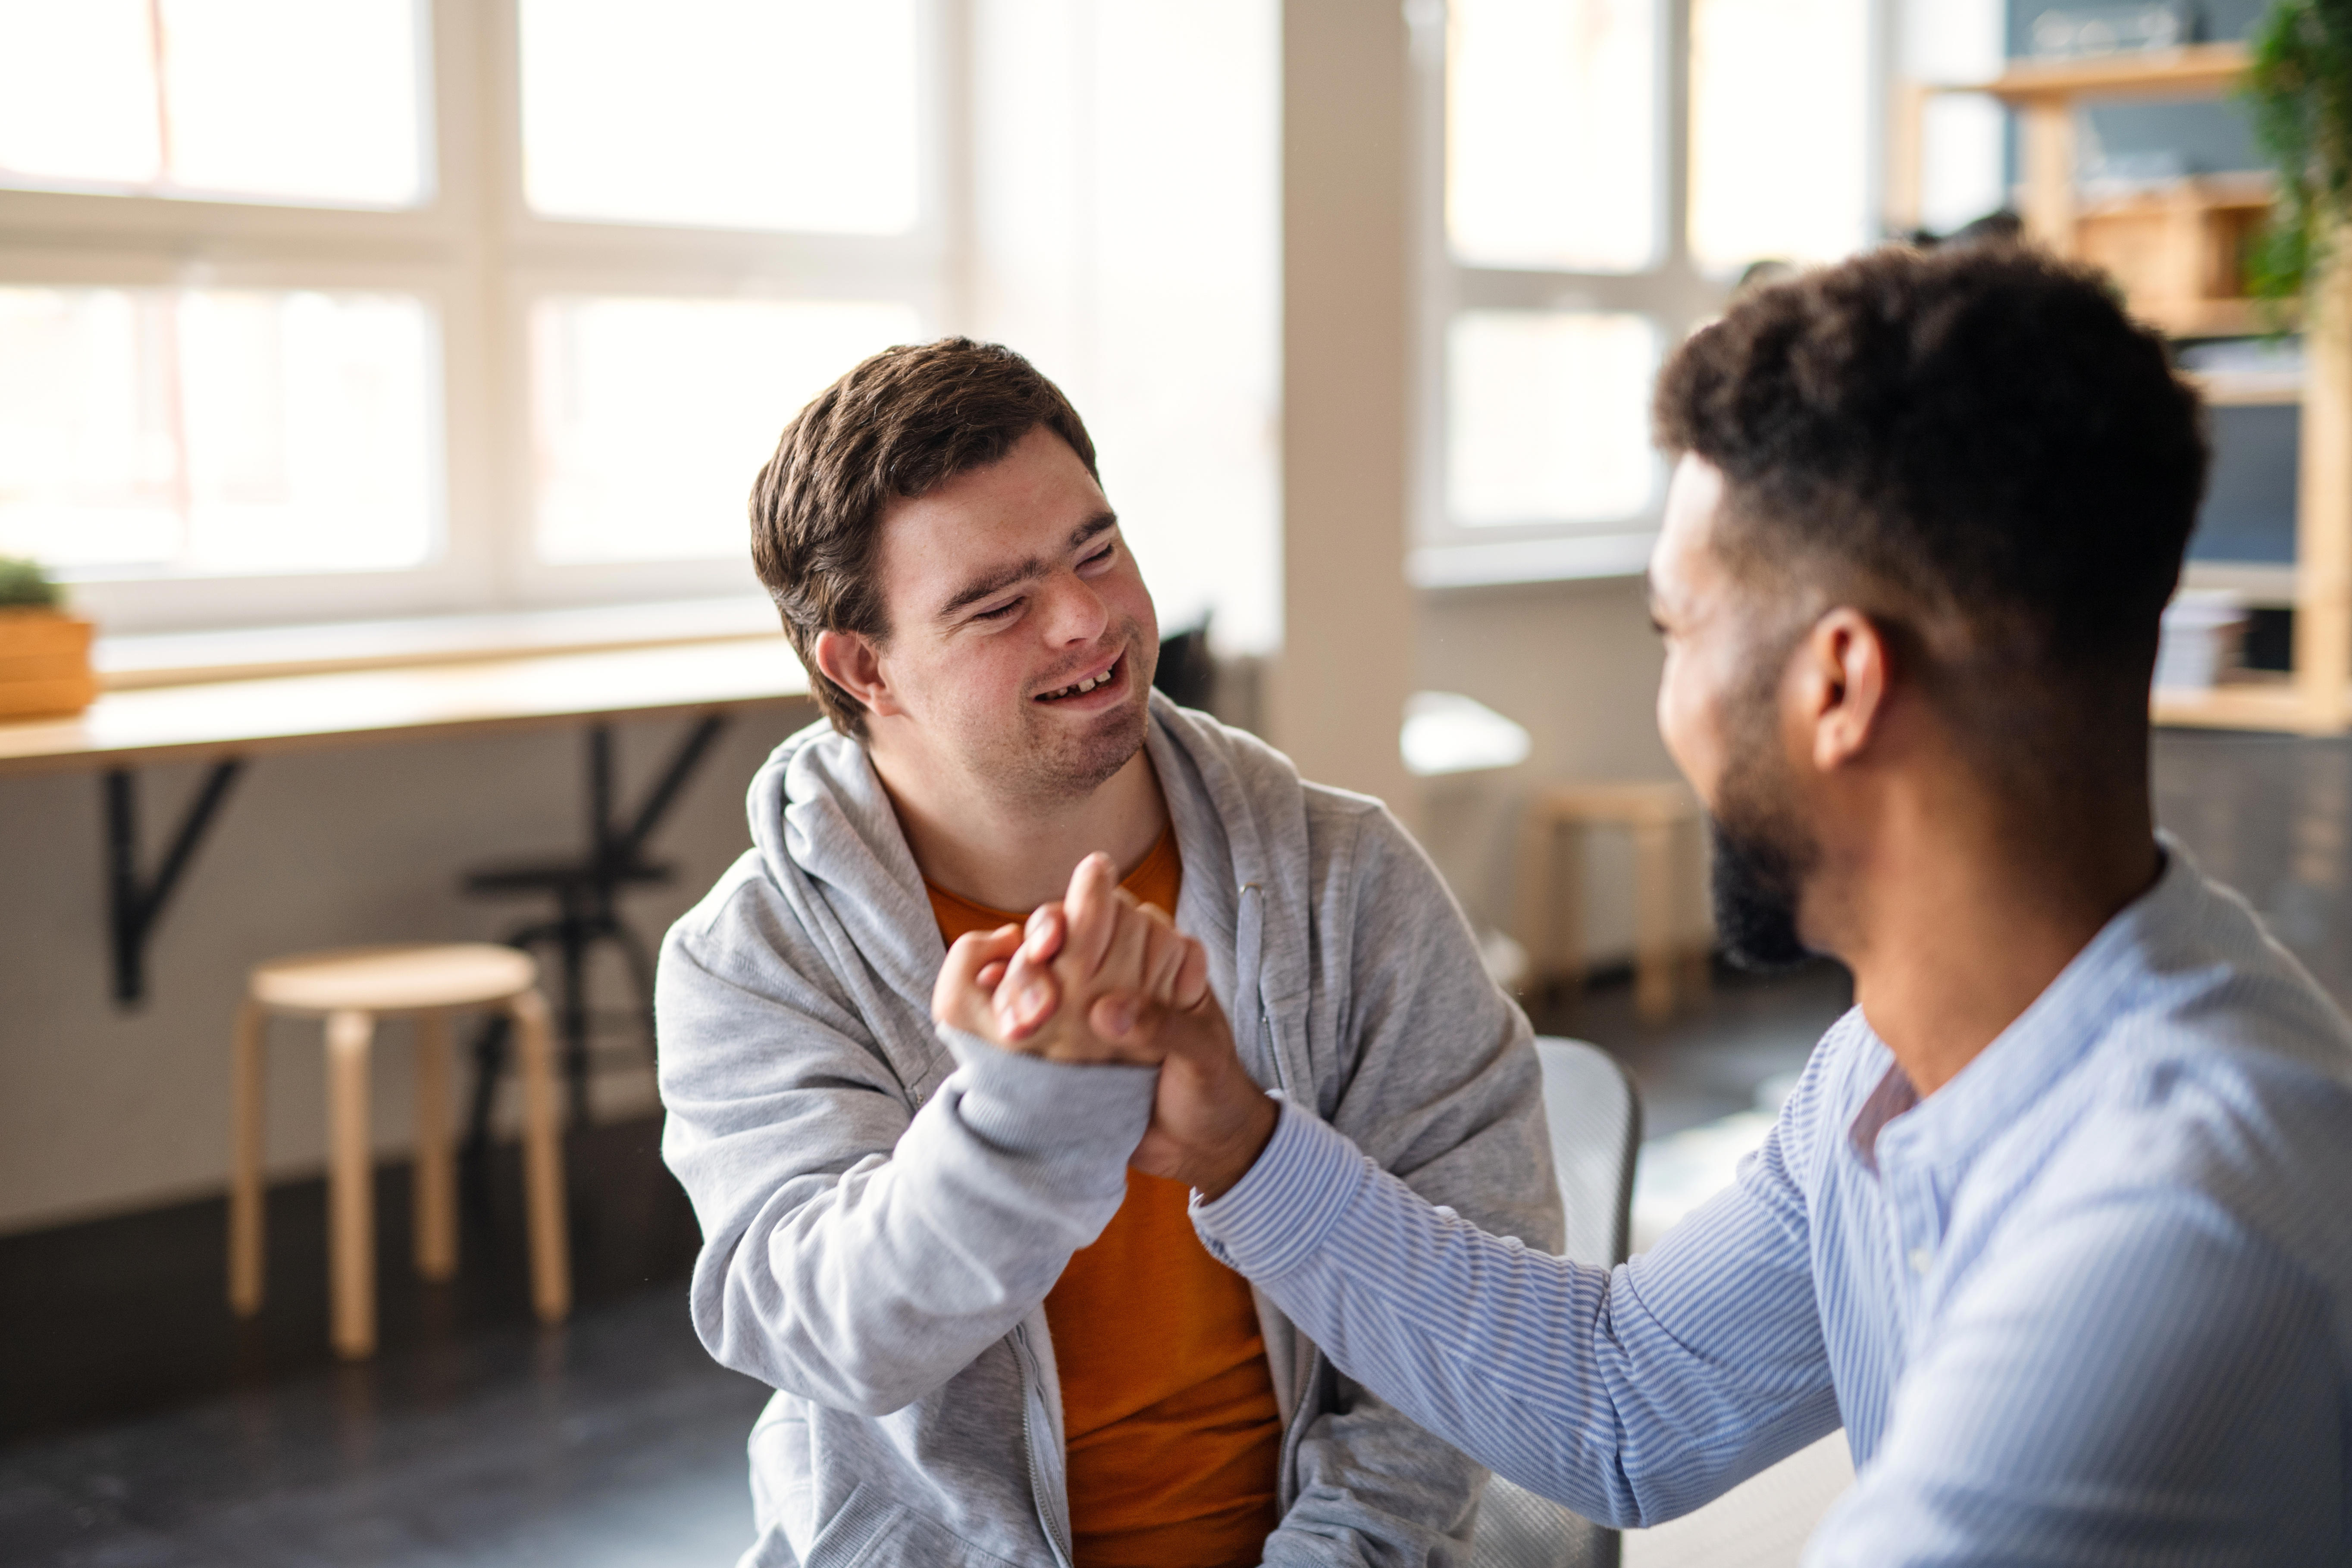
[[1195, 1101, 1842, 1528]]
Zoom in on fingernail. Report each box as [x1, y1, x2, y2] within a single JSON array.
[[1018, 983, 1048, 1020], [1104, 1001, 1135, 1035]]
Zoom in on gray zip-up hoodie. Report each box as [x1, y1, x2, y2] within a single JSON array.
[[658, 692, 1562, 1567]]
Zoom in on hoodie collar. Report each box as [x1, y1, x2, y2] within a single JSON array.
[[749, 692, 1308, 1026]]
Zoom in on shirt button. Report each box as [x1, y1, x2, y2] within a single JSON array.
[[1908, 1246, 1932, 1275]]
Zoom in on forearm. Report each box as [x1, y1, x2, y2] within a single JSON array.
[[1197, 1105, 1838, 1529], [677, 1029, 1156, 1414]]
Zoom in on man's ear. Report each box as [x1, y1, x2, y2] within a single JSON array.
[[1795, 607, 1889, 773], [812, 629, 901, 719]]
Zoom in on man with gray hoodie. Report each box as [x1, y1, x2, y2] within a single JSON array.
[[656, 337, 1561, 1568]]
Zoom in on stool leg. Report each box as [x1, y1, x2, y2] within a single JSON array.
[[228, 999, 268, 1315], [1678, 815, 1712, 1000], [413, 1010, 457, 1282], [326, 1009, 378, 1360], [1632, 819, 1675, 1024], [1515, 811, 1553, 989], [1557, 826, 1588, 997], [509, 989, 572, 1325]]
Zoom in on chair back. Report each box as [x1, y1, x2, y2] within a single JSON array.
[[1468, 1036, 1642, 1568]]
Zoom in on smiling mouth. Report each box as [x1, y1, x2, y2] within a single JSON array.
[[1036, 653, 1122, 702]]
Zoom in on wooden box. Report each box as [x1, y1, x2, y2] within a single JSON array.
[[0, 610, 98, 720]]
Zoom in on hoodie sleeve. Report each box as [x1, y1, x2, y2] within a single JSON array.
[[656, 861, 1156, 1417], [1263, 796, 1566, 1566]]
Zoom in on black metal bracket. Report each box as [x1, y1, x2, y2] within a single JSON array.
[[105, 760, 244, 1006], [597, 712, 730, 867]]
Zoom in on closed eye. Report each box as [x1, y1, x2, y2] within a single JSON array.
[[972, 598, 1023, 622], [1078, 541, 1116, 573]]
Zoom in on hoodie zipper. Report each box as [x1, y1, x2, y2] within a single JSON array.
[[1013, 1326, 1074, 1568]]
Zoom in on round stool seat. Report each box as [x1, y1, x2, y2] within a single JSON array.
[[250, 944, 538, 1014]]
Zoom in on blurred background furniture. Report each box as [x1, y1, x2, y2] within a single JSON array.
[[229, 943, 570, 1360], [1896, 41, 2352, 736], [1518, 784, 1705, 1025], [1469, 1036, 1642, 1568], [0, 634, 811, 1008], [459, 715, 727, 1153]]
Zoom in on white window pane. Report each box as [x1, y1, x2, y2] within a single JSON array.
[[0, 1, 163, 188], [159, 0, 426, 206], [0, 0, 425, 207], [1901, 0, 2007, 235], [1688, 0, 1871, 273], [532, 297, 921, 564], [1447, 310, 1660, 526], [1918, 94, 2006, 234], [521, 0, 919, 235], [0, 288, 438, 576], [1448, 0, 1659, 272]]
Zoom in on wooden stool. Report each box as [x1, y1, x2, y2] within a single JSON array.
[[228, 944, 571, 1359], [1516, 782, 1705, 1024]]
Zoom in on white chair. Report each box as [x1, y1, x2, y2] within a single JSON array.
[[1469, 1036, 1643, 1568]]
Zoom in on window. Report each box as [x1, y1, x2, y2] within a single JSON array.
[[0, 0, 940, 632], [0, 286, 438, 576], [0, 0, 429, 208], [1412, 0, 1883, 587]]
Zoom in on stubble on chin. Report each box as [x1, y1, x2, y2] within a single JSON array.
[[1009, 679, 1152, 803]]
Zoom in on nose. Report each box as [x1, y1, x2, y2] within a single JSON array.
[[1037, 568, 1109, 648]]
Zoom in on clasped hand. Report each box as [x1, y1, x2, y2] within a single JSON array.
[[930, 853, 1277, 1197]]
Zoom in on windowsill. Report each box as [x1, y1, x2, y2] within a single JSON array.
[[1408, 530, 1658, 590], [95, 596, 788, 691]]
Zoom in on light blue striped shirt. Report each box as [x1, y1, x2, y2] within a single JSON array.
[[1195, 844, 2352, 1564]]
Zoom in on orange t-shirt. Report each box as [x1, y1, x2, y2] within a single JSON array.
[[927, 832, 1284, 1568]]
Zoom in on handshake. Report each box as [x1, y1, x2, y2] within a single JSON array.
[[930, 852, 1279, 1199]]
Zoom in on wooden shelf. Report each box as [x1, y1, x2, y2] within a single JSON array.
[[1899, 38, 2352, 736], [2187, 368, 2303, 405], [2182, 562, 2297, 605], [2153, 681, 2336, 734], [1975, 42, 2249, 103], [2137, 297, 2276, 337]]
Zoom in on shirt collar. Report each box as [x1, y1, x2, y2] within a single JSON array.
[[1864, 834, 2195, 1176]]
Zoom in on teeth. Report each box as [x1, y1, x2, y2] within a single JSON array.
[[1043, 661, 1116, 700]]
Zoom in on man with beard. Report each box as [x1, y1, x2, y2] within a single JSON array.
[[655, 338, 1560, 1568], [943, 245, 2352, 1562]]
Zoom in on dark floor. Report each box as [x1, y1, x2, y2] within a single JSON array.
[[0, 728, 2338, 1567], [0, 1117, 768, 1566]]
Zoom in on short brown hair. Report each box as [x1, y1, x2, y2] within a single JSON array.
[[749, 337, 1100, 735]]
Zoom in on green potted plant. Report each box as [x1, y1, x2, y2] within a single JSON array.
[[0, 555, 98, 720], [2242, 1, 2352, 311]]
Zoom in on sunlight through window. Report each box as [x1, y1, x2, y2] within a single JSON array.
[[530, 297, 920, 563], [0, 287, 438, 575], [1447, 0, 1660, 273], [0, 0, 426, 208], [520, 0, 920, 235]]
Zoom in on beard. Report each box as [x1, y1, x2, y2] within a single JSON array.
[[1707, 726, 1820, 973]]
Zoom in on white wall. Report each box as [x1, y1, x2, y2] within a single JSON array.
[[1415, 574, 1712, 964], [0, 704, 814, 1235]]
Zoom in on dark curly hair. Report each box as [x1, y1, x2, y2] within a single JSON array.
[[1654, 244, 2209, 693], [749, 338, 1099, 736]]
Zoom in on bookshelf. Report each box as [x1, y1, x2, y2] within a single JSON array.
[[1897, 43, 2351, 734]]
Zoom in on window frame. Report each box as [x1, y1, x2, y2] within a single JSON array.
[[0, 0, 954, 634], [1407, 0, 1892, 589]]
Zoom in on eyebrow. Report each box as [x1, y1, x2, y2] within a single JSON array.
[[937, 512, 1119, 620]]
